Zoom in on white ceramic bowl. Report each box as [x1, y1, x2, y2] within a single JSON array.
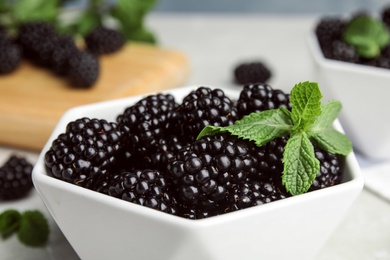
[[33, 86, 364, 260], [307, 32, 390, 160]]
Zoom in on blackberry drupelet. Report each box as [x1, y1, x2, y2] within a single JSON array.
[[105, 169, 178, 215], [117, 93, 183, 170], [233, 61, 271, 85], [315, 17, 346, 59], [309, 148, 343, 191], [66, 51, 99, 87], [44, 117, 123, 190], [167, 133, 260, 218], [236, 83, 291, 118], [0, 35, 21, 74], [174, 87, 239, 143], [85, 27, 125, 55], [0, 155, 34, 200]]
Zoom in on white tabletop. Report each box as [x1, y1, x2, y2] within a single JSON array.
[[1, 13, 390, 260]]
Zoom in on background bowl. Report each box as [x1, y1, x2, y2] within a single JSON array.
[[32, 86, 364, 260], [307, 32, 390, 160]]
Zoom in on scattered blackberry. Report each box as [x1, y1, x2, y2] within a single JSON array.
[[49, 34, 79, 75], [0, 35, 21, 74], [117, 93, 183, 170], [105, 169, 178, 215], [309, 148, 343, 191], [382, 5, 390, 29], [315, 17, 346, 58], [85, 27, 125, 55], [0, 155, 34, 200], [167, 133, 260, 217], [66, 51, 99, 88], [44, 117, 123, 190], [233, 61, 271, 85], [236, 83, 291, 118], [173, 87, 239, 143]]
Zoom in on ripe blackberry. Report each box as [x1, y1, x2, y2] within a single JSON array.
[[233, 61, 272, 85], [85, 27, 125, 55], [167, 133, 259, 216], [227, 180, 288, 212], [117, 93, 183, 170], [331, 40, 359, 63], [105, 169, 178, 215], [174, 87, 239, 143], [0, 35, 21, 74], [309, 148, 343, 191], [315, 17, 346, 58], [236, 83, 291, 118], [0, 155, 34, 200], [50, 34, 79, 75], [66, 51, 99, 87], [44, 117, 123, 190]]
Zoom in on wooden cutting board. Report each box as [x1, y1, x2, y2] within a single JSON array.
[[0, 43, 190, 151]]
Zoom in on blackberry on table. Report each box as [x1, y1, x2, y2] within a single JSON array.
[[85, 27, 125, 55], [44, 117, 123, 190], [50, 34, 79, 75], [66, 51, 99, 88], [236, 83, 291, 118], [105, 169, 178, 215], [0, 36, 21, 74], [173, 87, 239, 143], [0, 155, 34, 201], [233, 61, 271, 85]]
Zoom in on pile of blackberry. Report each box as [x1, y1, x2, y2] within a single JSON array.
[[45, 85, 345, 219], [0, 155, 34, 200], [0, 21, 125, 87], [315, 7, 390, 69]]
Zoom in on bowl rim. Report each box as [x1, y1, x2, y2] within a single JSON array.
[[32, 86, 365, 226], [307, 30, 390, 78]]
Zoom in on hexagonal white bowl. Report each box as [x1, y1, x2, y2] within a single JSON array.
[[307, 32, 390, 160], [33, 86, 364, 260]]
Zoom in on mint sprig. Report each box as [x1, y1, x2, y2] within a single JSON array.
[[343, 15, 390, 58], [197, 81, 352, 195], [0, 209, 49, 247]]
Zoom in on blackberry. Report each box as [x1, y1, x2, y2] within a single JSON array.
[[233, 61, 271, 85], [331, 40, 359, 63], [0, 35, 21, 74], [85, 27, 125, 55], [44, 117, 123, 190], [117, 93, 183, 170], [227, 180, 288, 212], [174, 87, 239, 143], [315, 17, 346, 58], [236, 83, 291, 118], [382, 5, 390, 29], [309, 148, 343, 191], [167, 133, 259, 217], [0, 155, 34, 200], [66, 50, 99, 87], [50, 34, 79, 75], [105, 169, 178, 215]]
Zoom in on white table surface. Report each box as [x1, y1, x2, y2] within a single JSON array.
[[1, 13, 390, 260]]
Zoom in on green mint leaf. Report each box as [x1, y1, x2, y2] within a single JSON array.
[[308, 100, 352, 155], [197, 108, 293, 146], [290, 82, 322, 131], [343, 15, 390, 58], [11, 0, 60, 25], [17, 210, 50, 247], [282, 131, 320, 195], [0, 209, 21, 239]]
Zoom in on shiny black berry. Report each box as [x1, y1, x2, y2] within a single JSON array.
[[236, 83, 291, 118], [233, 61, 271, 85], [85, 27, 125, 55], [0, 155, 34, 200], [44, 117, 123, 190]]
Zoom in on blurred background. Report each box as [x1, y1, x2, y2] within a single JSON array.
[[65, 0, 390, 14]]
